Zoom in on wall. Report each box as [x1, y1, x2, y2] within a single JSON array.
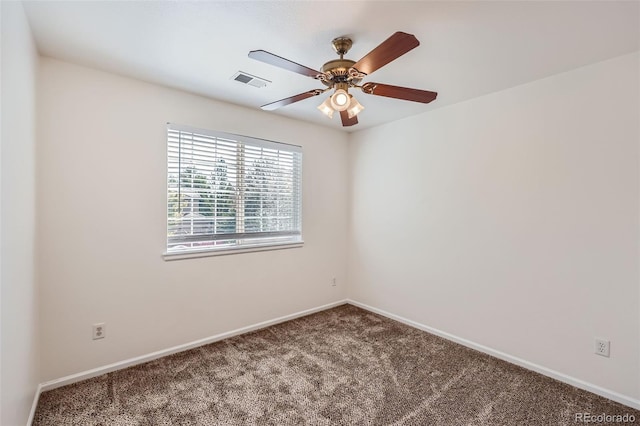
[[1, 1, 40, 424], [348, 53, 640, 401], [37, 58, 349, 381]]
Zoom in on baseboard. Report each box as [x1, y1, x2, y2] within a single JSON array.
[[38, 299, 348, 395], [346, 299, 640, 411], [27, 383, 43, 426]]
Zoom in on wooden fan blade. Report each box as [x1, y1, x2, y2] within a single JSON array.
[[340, 110, 358, 127], [261, 90, 323, 111], [249, 50, 322, 79], [352, 32, 420, 76], [361, 82, 438, 104]]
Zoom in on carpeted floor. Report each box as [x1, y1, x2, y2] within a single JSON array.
[[34, 304, 639, 425]]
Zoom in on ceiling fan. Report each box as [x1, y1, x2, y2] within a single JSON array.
[[248, 32, 438, 127]]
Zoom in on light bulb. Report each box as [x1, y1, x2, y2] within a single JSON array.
[[317, 97, 334, 118], [330, 89, 350, 111], [334, 92, 348, 106]]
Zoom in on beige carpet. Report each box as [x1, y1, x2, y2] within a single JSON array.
[[34, 304, 639, 425]]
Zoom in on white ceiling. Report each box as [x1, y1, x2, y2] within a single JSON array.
[[23, 1, 639, 132]]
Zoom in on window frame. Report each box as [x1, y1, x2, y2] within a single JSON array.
[[163, 123, 303, 260]]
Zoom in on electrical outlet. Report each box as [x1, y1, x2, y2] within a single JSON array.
[[331, 277, 337, 287], [594, 338, 610, 357], [93, 323, 106, 340]]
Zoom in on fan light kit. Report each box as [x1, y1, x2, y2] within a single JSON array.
[[330, 88, 350, 111], [249, 32, 438, 127]]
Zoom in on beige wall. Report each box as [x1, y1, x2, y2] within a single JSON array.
[[1, 1, 40, 424], [348, 53, 640, 401], [37, 58, 349, 381]]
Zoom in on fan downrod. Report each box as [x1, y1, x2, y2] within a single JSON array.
[[319, 37, 360, 88]]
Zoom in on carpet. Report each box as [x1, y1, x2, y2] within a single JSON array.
[[33, 304, 639, 425]]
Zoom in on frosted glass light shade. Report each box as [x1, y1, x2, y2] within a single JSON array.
[[346, 96, 365, 119], [317, 97, 334, 118]]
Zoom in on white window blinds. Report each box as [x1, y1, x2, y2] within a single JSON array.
[[167, 124, 302, 253]]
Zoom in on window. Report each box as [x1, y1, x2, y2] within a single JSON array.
[[166, 124, 302, 257]]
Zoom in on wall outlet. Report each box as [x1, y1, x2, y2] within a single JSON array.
[[331, 277, 337, 287], [594, 338, 610, 357], [93, 323, 106, 340]]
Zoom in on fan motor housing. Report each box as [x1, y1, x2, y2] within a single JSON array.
[[320, 59, 362, 87]]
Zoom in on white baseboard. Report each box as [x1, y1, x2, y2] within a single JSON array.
[[36, 299, 348, 398], [27, 383, 43, 426], [347, 299, 640, 411]]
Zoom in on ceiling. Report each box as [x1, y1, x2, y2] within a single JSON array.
[[23, 1, 639, 132]]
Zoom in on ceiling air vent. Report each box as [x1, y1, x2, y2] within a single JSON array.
[[231, 71, 270, 88]]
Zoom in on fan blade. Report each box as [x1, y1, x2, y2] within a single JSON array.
[[361, 82, 437, 104], [249, 50, 322, 79], [261, 89, 323, 111], [352, 32, 420, 75], [340, 110, 358, 127]]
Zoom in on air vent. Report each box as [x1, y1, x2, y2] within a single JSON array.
[[231, 71, 270, 88]]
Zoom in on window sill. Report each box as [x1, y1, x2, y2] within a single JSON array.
[[162, 241, 304, 261]]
